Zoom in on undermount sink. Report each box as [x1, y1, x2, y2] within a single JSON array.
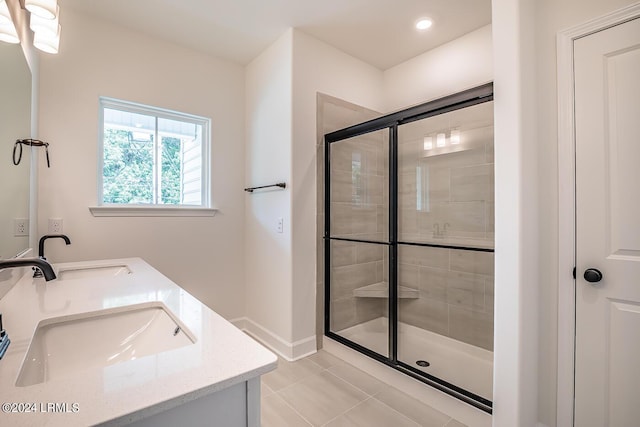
[[57, 264, 132, 280], [16, 303, 195, 387]]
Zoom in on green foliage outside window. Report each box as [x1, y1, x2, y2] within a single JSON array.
[[161, 136, 181, 204], [103, 129, 181, 204]]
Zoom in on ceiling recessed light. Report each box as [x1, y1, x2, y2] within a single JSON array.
[[415, 18, 433, 31]]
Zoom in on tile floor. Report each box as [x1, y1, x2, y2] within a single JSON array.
[[261, 350, 467, 427]]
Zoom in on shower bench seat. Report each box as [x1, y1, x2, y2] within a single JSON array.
[[353, 282, 419, 299]]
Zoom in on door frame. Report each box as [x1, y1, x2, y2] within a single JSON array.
[[556, 3, 640, 426]]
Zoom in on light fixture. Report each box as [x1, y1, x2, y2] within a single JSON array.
[[24, 0, 57, 20], [415, 18, 433, 31], [33, 26, 58, 53], [29, 9, 57, 35], [424, 129, 461, 153], [31, 10, 60, 53], [0, 0, 12, 24], [0, 22, 19, 43], [450, 129, 461, 145], [0, 0, 19, 43], [0, 0, 63, 53], [29, 0, 61, 54], [423, 136, 433, 150]]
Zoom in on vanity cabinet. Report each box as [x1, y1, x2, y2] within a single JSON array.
[[128, 378, 260, 427]]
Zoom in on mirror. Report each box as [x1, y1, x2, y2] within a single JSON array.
[[0, 43, 31, 259]]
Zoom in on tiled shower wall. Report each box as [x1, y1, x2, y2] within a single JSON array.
[[329, 241, 387, 331], [328, 123, 389, 332], [398, 246, 494, 350], [397, 103, 495, 351], [398, 123, 495, 242], [316, 94, 383, 345]]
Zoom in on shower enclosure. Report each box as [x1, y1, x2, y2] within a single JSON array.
[[324, 83, 494, 412]]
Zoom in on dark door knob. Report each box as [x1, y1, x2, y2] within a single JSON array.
[[584, 268, 603, 283]]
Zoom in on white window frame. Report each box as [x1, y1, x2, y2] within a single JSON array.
[[90, 97, 216, 217]]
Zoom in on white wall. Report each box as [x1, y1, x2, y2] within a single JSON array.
[[37, 8, 247, 320], [291, 29, 385, 347], [243, 29, 294, 354], [491, 1, 540, 426], [383, 25, 493, 112], [243, 28, 385, 359]]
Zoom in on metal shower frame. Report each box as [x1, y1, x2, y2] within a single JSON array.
[[324, 82, 494, 413]]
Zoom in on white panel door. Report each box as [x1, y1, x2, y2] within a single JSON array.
[[574, 17, 640, 427]]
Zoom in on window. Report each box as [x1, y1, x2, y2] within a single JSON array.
[[96, 98, 211, 214]]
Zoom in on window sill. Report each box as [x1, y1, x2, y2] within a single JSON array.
[[89, 206, 218, 217]]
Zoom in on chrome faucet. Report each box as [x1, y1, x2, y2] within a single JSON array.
[[0, 258, 57, 281], [34, 234, 70, 278]]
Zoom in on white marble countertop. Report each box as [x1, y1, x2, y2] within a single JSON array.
[[0, 258, 277, 426]]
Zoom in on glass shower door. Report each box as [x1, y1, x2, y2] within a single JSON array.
[[396, 101, 495, 403], [326, 128, 390, 357], [324, 83, 495, 412]]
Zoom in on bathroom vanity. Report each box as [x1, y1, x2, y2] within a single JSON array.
[[0, 258, 277, 426]]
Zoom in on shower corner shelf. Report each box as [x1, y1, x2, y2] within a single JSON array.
[[353, 282, 419, 299]]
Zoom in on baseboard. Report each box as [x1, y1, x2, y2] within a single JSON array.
[[230, 317, 317, 362]]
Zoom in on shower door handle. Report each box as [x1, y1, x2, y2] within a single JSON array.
[[583, 268, 603, 283]]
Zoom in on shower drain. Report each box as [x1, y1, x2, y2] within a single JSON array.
[[415, 360, 430, 368]]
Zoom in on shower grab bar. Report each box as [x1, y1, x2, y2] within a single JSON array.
[[244, 182, 286, 193]]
